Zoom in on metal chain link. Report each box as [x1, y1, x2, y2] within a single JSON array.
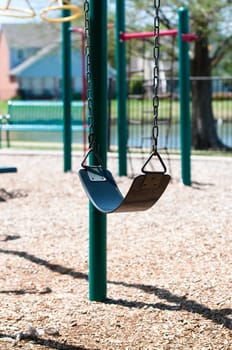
[[152, 0, 160, 153], [84, 0, 95, 150], [84, 0, 160, 154]]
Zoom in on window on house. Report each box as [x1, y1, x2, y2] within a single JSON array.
[[17, 49, 24, 60]]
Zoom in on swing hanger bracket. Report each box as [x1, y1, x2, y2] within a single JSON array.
[[81, 147, 103, 169], [141, 151, 167, 175]]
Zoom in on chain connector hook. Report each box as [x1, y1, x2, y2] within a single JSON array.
[[81, 147, 104, 169], [141, 151, 167, 174]]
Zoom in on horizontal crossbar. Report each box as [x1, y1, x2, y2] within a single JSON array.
[[120, 30, 197, 42], [1, 124, 86, 132]]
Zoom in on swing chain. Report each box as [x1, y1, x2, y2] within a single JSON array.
[[152, 0, 160, 154], [84, 0, 95, 150]]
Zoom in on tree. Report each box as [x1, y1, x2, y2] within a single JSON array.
[[124, 0, 232, 150], [186, 0, 232, 150], [190, 28, 231, 150]]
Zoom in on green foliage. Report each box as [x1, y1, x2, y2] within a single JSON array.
[[128, 75, 145, 95], [120, 0, 232, 76]]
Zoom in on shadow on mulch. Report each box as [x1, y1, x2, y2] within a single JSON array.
[[191, 181, 215, 190], [0, 332, 94, 350], [0, 235, 21, 242], [0, 287, 52, 295], [0, 248, 231, 331], [106, 284, 232, 330], [0, 188, 28, 202]]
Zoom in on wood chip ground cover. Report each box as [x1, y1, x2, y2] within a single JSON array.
[[0, 151, 231, 349]]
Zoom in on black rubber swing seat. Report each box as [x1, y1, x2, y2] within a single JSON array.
[[79, 151, 170, 213]]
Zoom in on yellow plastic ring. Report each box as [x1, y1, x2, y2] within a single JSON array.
[[40, 4, 82, 23], [0, 7, 35, 18]]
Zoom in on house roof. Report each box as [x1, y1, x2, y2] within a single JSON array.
[[3, 23, 116, 79], [11, 44, 116, 79], [2, 22, 61, 48], [10, 42, 59, 76]]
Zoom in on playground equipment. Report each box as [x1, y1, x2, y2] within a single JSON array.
[[0, 0, 35, 18], [77, 0, 171, 302], [79, 1, 170, 213], [125, 34, 176, 177], [117, 7, 195, 185], [78, 1, 195, 302], [123, 20, 196, 180], [0, 0, 193, 301], [40, 0, 82, 23], [178, 7, 191, 186]]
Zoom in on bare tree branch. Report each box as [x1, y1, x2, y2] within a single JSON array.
[[211, 36, 232, 68]]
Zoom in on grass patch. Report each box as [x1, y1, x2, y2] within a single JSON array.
[[0, 101, 8, 115], [110, 98, 232, 122], [0, 141, 84, 152]]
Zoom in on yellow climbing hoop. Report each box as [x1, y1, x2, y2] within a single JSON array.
[[0, 0, 35, 18], [40, 0, 82, 23]]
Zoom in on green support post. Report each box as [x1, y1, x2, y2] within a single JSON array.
[[62, 8, 72, 172], [115, 0, 127, 176], [89, 204, 106, 301], [88, 0, 107, 301], [178, 7, 191, 186]]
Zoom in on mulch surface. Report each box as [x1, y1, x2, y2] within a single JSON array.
[[0, 151, 231, 349]]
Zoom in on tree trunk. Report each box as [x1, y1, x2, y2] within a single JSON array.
[[191, 35, 230, 150]]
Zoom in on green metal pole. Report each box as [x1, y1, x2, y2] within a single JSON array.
[[88, 0, 107, 301], [62, 8, 72, 172], [115, 0, 127, 176], [178, 7, 191, 186]]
